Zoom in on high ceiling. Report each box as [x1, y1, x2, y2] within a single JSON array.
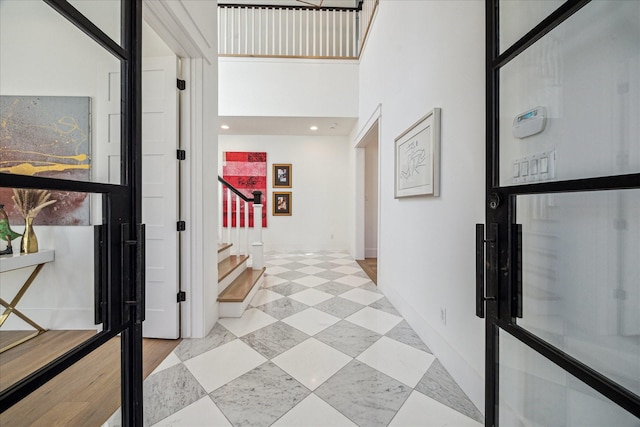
[[219, 116, 358, 137], [219, 0, 360, 9], [218, 0, 361, 137]]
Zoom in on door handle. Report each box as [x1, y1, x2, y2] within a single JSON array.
[[476, 223, 497, 318]]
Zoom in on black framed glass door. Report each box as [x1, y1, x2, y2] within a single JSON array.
[[482, 1, 640, 425], [0, 0, 144, 424]]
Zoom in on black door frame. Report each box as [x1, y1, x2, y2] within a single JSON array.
[[482, 0, 640, 425], [0, 1, 145, 425]]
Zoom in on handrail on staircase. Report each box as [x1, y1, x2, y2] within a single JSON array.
[[218, 176, 262, 205]]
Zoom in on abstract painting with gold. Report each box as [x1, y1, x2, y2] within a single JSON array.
[[0, 96, 91, 225]]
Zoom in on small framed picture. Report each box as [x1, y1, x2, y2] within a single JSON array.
[[273, 192, 292, 216], [273, 164, 292, 188], [394, 108, 441, 198]]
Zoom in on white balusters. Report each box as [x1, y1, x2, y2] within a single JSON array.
[[218, 4, 369, 59]]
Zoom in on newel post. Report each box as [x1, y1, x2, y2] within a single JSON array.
[[251, 191, 264, 270]]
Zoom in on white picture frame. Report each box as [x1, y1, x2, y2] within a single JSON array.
[[394, 108, 441, 198]]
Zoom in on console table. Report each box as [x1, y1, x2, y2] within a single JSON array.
[[0, 249, 55, 353]]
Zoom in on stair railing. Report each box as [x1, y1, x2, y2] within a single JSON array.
[[218, 176, 264, 270]]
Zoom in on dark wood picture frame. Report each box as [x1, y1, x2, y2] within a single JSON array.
[[273, 191, 292, 216], [273, 164, 292, 188]]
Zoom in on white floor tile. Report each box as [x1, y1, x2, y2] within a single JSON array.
[[357, 336, 435, 387], [150, 351, 182, 375], [334, 275, 373, 287], [282, 308, 340, 336], [267, 258, 294, 266], [266, 266, 290, 275], [152, 396, 232, 426], [389, 391, 483, 427], [345, 307, 402, 335], [292, 276, 330, 288], [272, 394, 357, 427], [327, 252, 350, 258], [263, 275, 288, 288], [331, 266, 361, 275], [298, 258, 324, 266], [250, 288, 284, 306], [184, 340, 267, 393], [289, 288, 334, 306], [272, 338, 351, 391], [296, 266, 325, 275], [329, 258, 357, 265], [340, 288, 384, 305], [218, 308, 278, 337]]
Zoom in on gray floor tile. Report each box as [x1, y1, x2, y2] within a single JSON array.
[[268, 282, 308, 296], [314, 297, 365, 319], [256, 297, 309, 320], [143, 363, 207, 426], [241, 321, 309, 359], [210, 361, 310, 427], [276, 270, 308, 281], [315, 320, 382, 358], [314, 281, 353, 296], [359, 282, 379, 292], [386, 320, 432, 354], [174, 323, 236, 361], [315, 360, 412, 427], [315, 270, 348, 280], [369, 297, 400, 315], [415, 359, 484, 424]]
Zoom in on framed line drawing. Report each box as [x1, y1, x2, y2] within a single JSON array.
[[394, 108, 441, 198], [273, 164, 292, 188], [273, 192, 292, 216]]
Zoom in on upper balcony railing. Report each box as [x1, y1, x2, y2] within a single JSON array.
[[218, 0, 378, 59]]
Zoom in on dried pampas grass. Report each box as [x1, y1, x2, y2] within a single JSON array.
[[12, 189, 57, 220]]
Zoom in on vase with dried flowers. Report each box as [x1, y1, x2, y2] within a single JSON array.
[[12, 189, 57, 254]]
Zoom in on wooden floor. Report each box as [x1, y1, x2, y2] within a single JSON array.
[[357, 258, 377, 284], [1, 330, 180, 426]]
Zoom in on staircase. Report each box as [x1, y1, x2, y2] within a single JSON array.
[[217, 243, 265, 317]]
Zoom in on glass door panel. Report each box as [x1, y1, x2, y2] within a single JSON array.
[[0, 188, 104, 393], [499, 330, 640, 427], [68, 0, 122, 45], [0, 0, 123, 185], [1, 337, 121, 425], [517, 189, 640, 396], [498, 0, 566, 53], [498, 1, 640, 187]]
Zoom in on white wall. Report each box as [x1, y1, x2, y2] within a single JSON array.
[[219, 57, 358, 118], [356, 0, 486, 411], [219, 135, 350, 252]]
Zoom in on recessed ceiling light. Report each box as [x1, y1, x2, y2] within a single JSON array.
[[221, 124, 230, 130], [310, 126, 318, 131]]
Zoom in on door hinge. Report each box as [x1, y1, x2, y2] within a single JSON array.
[[177, 221, 186, 231], [177, 149, 186, 160], [177, 79, 186, 91], [177, 291, 186, 302]]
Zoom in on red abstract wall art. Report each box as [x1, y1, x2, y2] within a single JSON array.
[[222, 151, 267, 227]]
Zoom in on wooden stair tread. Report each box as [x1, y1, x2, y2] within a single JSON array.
[[218, 268, 266, 302], [218, 243, 232, 253], [218, 254, 249, 282]]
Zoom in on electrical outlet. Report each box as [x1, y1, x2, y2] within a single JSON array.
[[440, 307, 447, 325]]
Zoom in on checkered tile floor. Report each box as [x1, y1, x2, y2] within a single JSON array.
[[135, 252, 483, 426]]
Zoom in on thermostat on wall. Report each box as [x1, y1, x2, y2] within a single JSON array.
[[513, 106, 547, 139]]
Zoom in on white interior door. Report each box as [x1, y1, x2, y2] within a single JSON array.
[[141, 56, 179, 339]]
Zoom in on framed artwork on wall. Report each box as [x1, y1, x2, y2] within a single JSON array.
[[394, 108, 441, 198], [273, 164, 292, 188], [273, 192, 292, 216], [0, 95, 92, 225]]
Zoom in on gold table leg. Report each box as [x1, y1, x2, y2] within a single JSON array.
[[0, 263, 48, 353]]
